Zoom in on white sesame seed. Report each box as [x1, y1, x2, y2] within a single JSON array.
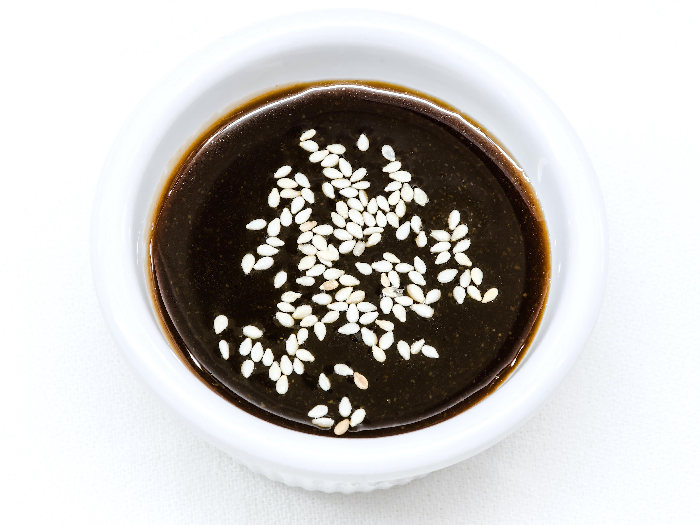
[[383, 161, 401, 173], [338, 158, 352, 177], [291, 196, 305, 214], [408, 271, 426, 286], [389, 170, 412, 183], [375, 211, 387, 227], [253, 257, 274, 270], [280, 188, 301, 199], [416, 231, 427, 247], [467, 285, 482, 301], [424, 289, 441, 305], [339, 397, 352, 417], [401, 183, 414, 202], [357, 302, 377, 312], [239, 338, 252, 356], [299, 221, 317, 233], [299, 329, 309, 344], [362, 211, 375, 226], [272, 271, 287, 288], [364, 226, 384, 235], [292, 304, 312, 320], [395, 200, 407, 218], [375, 320, 394, 332], [482, 288, 499, 303], [322, 182, 335, 199], [381, 144, 396, 161], [321, 153, 339, 167], [365, 232, 380, 247], [413, 187, 429, 206], [334, 286, 352, 302], [372, 346, 386, 362], [411, 303, 434, 318], [313, 223, 333, 236], [338, 240, 356, 253], [241, 359, 254, 377], [300, 314, 318, 328], [353, 181, 371, 191], [262, 348, 274, 366], [280, 355, 293, 375], [459, 270, 471, 287], [323, 167, 343, 179], [332, 178, 351, 189], [214, 315, 228, 334], [394, 296, 413, 307], [345, 222, 363, 239], [268, 188, 280, 208], [281, 291, 301, 303], [321, 268, 342, 280], [392, 304, 407, 322], [300, 129, 316, 141], [431, 241, 451, 253], [295, 208, 312, 225], [380, 296, 393, 314], [334, 364, 353, 376], [471, 268, 483, 286], [379, 253, 397, 264], [410, 339, 425, 354], [410, 216, 421, 234], [335, 275, 358, 287], [277, 374, 289, 394], [338, 323, 359, 335], [346, 304, 359, 323], [397, 340, 410, 360], [453, 239, 471, 253], [376, 195, 390, 212], [241, 254, 255, 275], [311, 293, 331, 306], [350, 409, 366, 426], [347, 290, 365, 304], [276, 312, 295, 327], [355, 262, 372, 275], [218, 340, 229, 359], [328, 302, 349, 311], [265, 217, 280, 237], [296, 276, 315, 287], [309, 149, 329, 163], [371, 260, 392, 273], [298, 255, 315, 271], [257, 244, 278, 256], [385, 181, 402, 192], [293, 358, 304, 374], [380, 272, 391, 287], [269, 361, 281, 381], [452, 224, 468, 241], [437, 269, 458, 283], [280, 207, 292, 226], [321, 310, 340, 324], [388, 190, 401, 206], [422, 345, 439, 358], [252, 342, 264, 362], [347, 198, 363, 212], [448, 210, 460, 230], [357, 134, 369, 151], [388, 270, 400, 288], [361, 327, 378, 346], [378, 331, 394, 350], [351, 167, 367, 182], [267, 237, 284, 248], [308, 405, 328, 418], [277, 177, 298, 189], [301, 188, 315, 204], [348, 208, 364, 226], [396, 221, 411, 240], [410, 257, 425, 275], [299, 140, 319, 152], [319, 373, 331, 391], [339, 189, 358, 200], [296, 349, 315, 362], [246, 219, 266, 230], [395, 263, 413, 273], [454, 253, 472, 266], [311, 235, 327, 251], [453, 285, 466, 304], [317, 250, 335, 262], [431, 230, 450, 242], [274, 166, 292, 178], [313, 417, 334, 428], [359, 311, 379, 325], [320, 280, 339, 291], [285, 334, 298, 356], [435, 252, 451, 265], [313, 321, 327, 341], [327, 144, 346, 154], [406, 284, 425, 303]]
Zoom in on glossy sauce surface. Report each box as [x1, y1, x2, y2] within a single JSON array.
[[150, 82, 550, 437]]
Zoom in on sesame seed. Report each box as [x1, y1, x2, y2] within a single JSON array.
[[275, 312, 295, 327], [482, 288, 499, 303], [375, 320, 394, 331], [431, 241, 451, 253], [293, 358, 304, 374], [297, 328, 309, 344], [296, 349, 315, 362], [362, 211, 375, 226], [299, 140, 319, 152], [267, 237, 284, 247], [219, 340, 229, 359], [455, 253, 472, 266], [471, 268, 483, 286], [406, 284, 425, 303], [322, 182, 335, 199], [274, 166, 292, 178], [321, 153, 340, 167], [334, 419, 350, 436], [411, 339, 425, 354], [239, 338, 252, 356], [397, 340, 410, 360], [411, 303, 434, 318], [357, 302, 377, 312], [286, 334, 298, 355], [395, 263, 413, 273], [395, 200, 407, 218], [339, 396, 352, 417], [328, 302, 349, 311], [313, 322, 327, 341], [298, 255, 316, 271], [281, 291, 301, 302], [306, 264, 325, 277], [388, 271, 400, 288], [280, 207, 292, 226], [435, 252, 451, 264], [392, 304, 407, 322], [394, 296, 413, 307], [313, 417, 334, 428], [241, 359, 254, 377], [300, 129, 316, 141], [381, 144, 396, 161], [357, 134, 369, 151], [320, 280, 339, 291], [467, 285, 482, 301], [308, 405, 328, 418], [334, 364, 353, 376], [319, 373, 331, 391], [262, 348, 273, 366], [309, 149, 329, 163], [410, 215, 421, 233], [380, 297, 393, 314], [355, 262, 372, 275], [448, 210, 460, 230], [361, 327, 378, 347], [454, 286, 466, 304], [460, 270, 471, 287], [401, 183, 414, 202], [352, 240, 366, 256], [277, 177, 298, 189], [425, 289, 441, 304], [366, 232, 381, 246], [387, 191, 401, 206], [299, 315, 318, 327], [372, 346, 386, 362], [451, 224, 468, 241], [385, 181, 402, 192], [213, 315, 228, 334], [351, 168, 368, 182], [375, 211, 387, 227], [346, 304, 359, 323], [241, 254, 255, 275], [420, 345, 438, 358], [453, 239, 471, 253], [350, 409, 366, 427], [372, 260, 392, 273], [437, 269, 459, 283], [280, 355, 293, 375], [246, 219, 266, 230], [338, 323, 360, 335], [340, 187, 358, 198], [416, 231, 427, 247], [408, 271, 426, 286], [295, 208, 312, 224], [296, 276, 315, 287], [257, 244, 278, 256], [413, 187, 429, 206], [292, 304, 312, 319], [389, 171, 412, 183], [280, 188, 301, 199], [332, 178, 351, 189], [253, 257, 273, 270], [312, 293, 332, 305], [383, 161, 401, 173], [376, 195, 390, 212], [251, 343, 263, 362], [321, 310, 340, 323], [269, 361, 281, 381], [359, 311, 379, 324], [268, 188, 280, 208], [291, 196, 305, 214], [396, 222, 411, 240], [338, 158, 352, 177], [327, 144, 346, 154], [323, 167, 343, 180], [273, 271, 287, 288]]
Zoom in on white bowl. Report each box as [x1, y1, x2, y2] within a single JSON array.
[[91, 10, 607, 493]]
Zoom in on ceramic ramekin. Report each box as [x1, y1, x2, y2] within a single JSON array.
[[91, 10, 607, 493]]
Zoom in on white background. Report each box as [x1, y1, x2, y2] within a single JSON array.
[[1, 1, 699, 523]]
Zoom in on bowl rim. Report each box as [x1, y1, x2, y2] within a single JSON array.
[[91, 9, 607, 483]]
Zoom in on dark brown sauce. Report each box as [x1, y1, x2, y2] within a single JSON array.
[[149, 81, 550, 437]]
